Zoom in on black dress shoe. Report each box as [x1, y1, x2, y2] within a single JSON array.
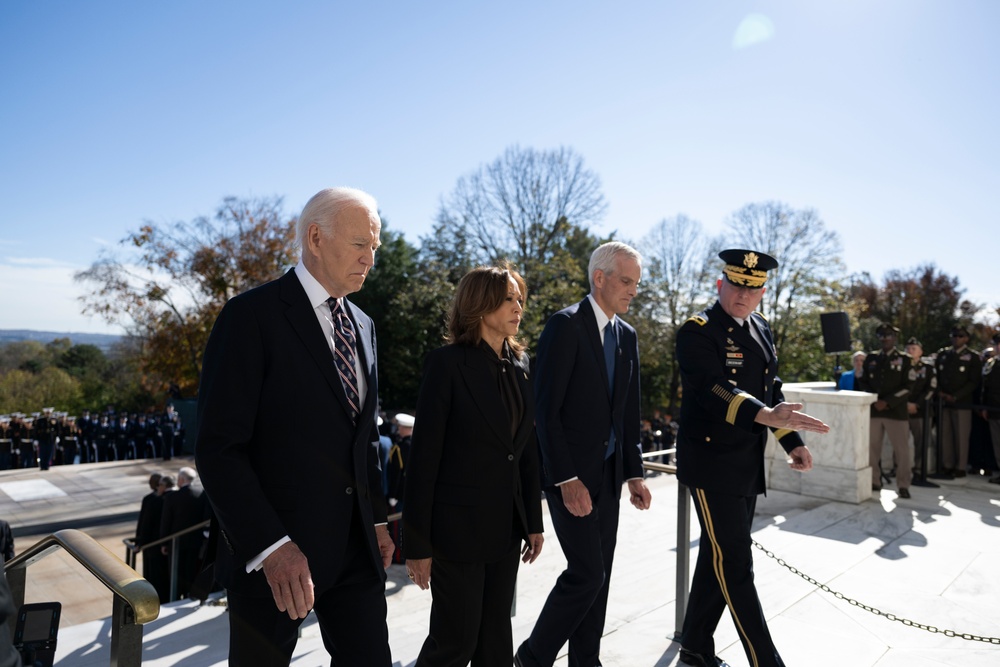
[[679, 647, 731, 666], [898, 487, 911, 499]]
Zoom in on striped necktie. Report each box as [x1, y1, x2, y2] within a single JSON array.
[[329, 298, 360, 424]]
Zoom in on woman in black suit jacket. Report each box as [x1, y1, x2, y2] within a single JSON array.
[[404, 264, 545, 667]]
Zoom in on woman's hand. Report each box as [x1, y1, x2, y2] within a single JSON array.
[[522, 533, 544, 564]]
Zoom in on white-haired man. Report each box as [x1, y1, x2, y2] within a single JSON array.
[[196, 187, 393, 666]]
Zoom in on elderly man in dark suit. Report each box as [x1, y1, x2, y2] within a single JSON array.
[[196, 187, 393, 667], [160, 466, 207, 599], [674, 249, 829, 667], [516, 241, 652, 667]]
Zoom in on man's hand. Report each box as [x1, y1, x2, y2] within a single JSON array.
[[560, 479, 593, 517], [406, 557, 432, 590], [627, 478, 651, 510], [787, 445, 813, 472], [755, 402, 830, 434], [262, 541, 314, 620], [522, 533, 544, 564], [375, 524, 394, 569], [874, 399, 889, 411], [907, 402, 918, 415]]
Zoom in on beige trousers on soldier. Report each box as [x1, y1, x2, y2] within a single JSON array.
[[870, 417, 911, 489]]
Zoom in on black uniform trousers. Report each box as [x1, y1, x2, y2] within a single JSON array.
[[225, 504, 390, 667], [416, 538, 521, 667], [681, 487, 784, 667], [520, 460, 619, 667]]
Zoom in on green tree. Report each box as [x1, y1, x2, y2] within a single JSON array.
[[630, 215, 716, 414], [0, 367, 82, 413], [350, 223, 453, 410], [75, 196, 297, 398], [849, 264, 977, 352], [723, 201, 846, 381], [432, 145, 608, 347]]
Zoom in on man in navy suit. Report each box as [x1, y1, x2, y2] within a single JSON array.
[[516, 241, 652, 667], [196, 187, 393, 666], [674, 249, 829, 667]]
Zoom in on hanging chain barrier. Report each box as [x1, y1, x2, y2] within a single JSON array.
[[751, 540, 1000, 645]]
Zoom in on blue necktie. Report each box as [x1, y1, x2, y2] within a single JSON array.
[[329, 298, 360, 425], [604, 322, 616, 459]]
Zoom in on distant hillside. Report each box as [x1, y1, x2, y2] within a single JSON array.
[[0, 329, 122, 351]]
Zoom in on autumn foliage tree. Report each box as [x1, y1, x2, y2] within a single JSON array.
[[75, 196, 296, 398]]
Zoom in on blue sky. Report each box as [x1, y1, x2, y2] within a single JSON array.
[[1, 1, 997, 336]]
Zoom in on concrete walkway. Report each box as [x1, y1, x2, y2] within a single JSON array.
[[3, 460, 1000, 666]]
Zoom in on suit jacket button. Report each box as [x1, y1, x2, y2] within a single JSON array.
[[345, 487, 354, 495], [704, 436, 711, 442], [507, 454, 514, 461]]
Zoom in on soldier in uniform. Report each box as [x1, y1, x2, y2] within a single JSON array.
[[0, 417, 11, 470], [674, 249, 829, 667], [858, 324, 914, 497], [905, 338, 937, 474], [935, 325, 981, 477], [34, 407, 57, 470], [95, 413, 113, 461], [979, 332, 1000, 484], [8, 414, 28, 468], [58, 414, 80, 465]]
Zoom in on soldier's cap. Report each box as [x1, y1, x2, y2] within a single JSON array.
[[950, 325, 969, 337], [43, 406, 54, 413], [719, 249, 778, 289], [905, 337, 923, 347], [875, 323, 899, 336], [395, 413, 415, 428]]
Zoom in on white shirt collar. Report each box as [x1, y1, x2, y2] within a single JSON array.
[[587, 293, 616, 332], [295, 260, 338, 309]]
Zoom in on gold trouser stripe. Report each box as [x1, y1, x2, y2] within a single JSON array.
[[773, 428, 792, 441], [695, 488, 760, 667], [726, 393, 748, 425]]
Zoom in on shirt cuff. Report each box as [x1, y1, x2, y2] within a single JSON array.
[[247, 535, 291, 573]]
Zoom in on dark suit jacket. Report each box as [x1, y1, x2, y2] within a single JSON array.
[[403, 344, 543, 562], [534, 297, 644, 492], [675, 301, 805, 496], [195, 268, 386, 597], [160, 485, 207, 552], [135, 491, 163, 547]]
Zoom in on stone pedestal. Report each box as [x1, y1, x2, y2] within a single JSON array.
[[765, 381, 876, 504]]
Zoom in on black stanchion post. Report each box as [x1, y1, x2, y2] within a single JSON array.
[[929, 391, 953, 480], [912, 397, 938, 488]]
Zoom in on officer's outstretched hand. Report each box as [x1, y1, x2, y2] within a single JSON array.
[[755, 402, 830, 434]]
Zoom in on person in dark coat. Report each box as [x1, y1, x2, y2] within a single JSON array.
[[160, 467, 207, 599], [195, 187, 393, 666], [404, 265, 544, 667], [516, 242, 652, 667], [674, 249, 830, 667], [135, 473, 169, 602]]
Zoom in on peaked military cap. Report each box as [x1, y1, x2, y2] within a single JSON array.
[[875, 323, 900, 336], [719, 249, 778, 288], [905, 336, 922, 347]]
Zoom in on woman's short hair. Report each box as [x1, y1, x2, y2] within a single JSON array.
[[295, 187, 379, 249], [447, 262, 527, 356]]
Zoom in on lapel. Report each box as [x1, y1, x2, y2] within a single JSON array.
[[578, 298, 612, 398], [280, 269, 356, 422], [458, 346, 513, 449], [715, 301, 767, 363], [510, 353, 534, 449]]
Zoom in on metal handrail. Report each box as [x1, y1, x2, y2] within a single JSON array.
[[124, 519, 211, 602], [5, 528, 159, 667], [638, 447, 688, 640]]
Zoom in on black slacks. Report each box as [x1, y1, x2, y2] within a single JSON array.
[[226, 507, 390, 667], [520, 460, 620, 667], [415, 541, 521, 667], [681, 487, 784, 667]]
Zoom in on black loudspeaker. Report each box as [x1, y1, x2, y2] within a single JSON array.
[[820, 312, 852, 353]]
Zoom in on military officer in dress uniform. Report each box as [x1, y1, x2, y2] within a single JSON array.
[[935, 324, 981, 477], [905, 338, 937, 474], [674, 249, 830, 667], [858, 324, 914, 497]]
